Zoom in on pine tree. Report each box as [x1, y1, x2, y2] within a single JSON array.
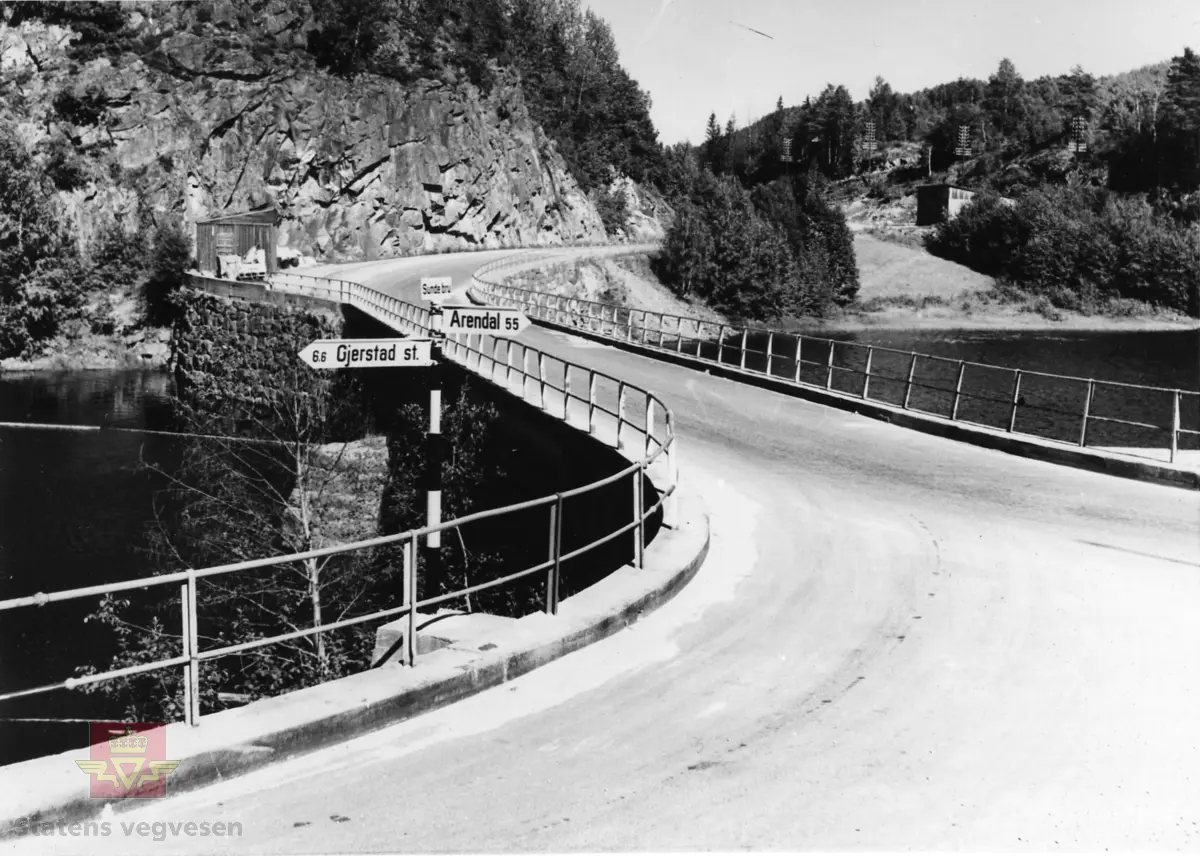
[[1159, 47, 1200, 188], [703, 111, 722, 172]]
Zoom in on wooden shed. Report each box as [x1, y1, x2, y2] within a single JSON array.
[[194, 207, 279, 277]]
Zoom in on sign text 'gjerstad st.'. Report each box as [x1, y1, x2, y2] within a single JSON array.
[[299, 338, 435, 369]]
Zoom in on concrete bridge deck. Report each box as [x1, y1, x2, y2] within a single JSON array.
[[19, 249, 1199, 852]]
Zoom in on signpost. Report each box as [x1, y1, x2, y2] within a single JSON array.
[[420, 276, 453, 304], [299, 329, 445, 636], [440, 305, 529, 337], [298, 338, 434, 368], [299, 298, 530, 639]]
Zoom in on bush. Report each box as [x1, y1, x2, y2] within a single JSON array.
[[90, 222, 148, 287], [144, 219, 192, 326], [39, 135, 90, 191], [927, 185, 1200, 316], [0, 121, 92, 357], [594, 185, 628, 236]]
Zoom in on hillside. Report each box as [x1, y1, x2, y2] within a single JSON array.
[[0, 0, 674, 363], [0, 1, 606, 261], [679, 51, 1200, 325]]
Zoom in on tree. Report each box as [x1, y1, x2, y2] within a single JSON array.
[[703, 112, 723, 173], [723, 114, 738, 175], [144, 218, 193, 326], [1061, 64, 1098, 120], [867, 76, 902, 142], [984, 58, 1027, 141], [0, 121, 90, 357], [76, 367, 512, 721], [812, 84, 857, 178], [1159, 46, 1200, 188]]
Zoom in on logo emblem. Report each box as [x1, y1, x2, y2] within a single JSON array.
[[75, 722, 179, 799]]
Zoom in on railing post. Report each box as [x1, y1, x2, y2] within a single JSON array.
[[546, 496, 562, 615], [766, 332, 775, 376], [505, 341, 514, 390], [825, 340, 836, 389], [862, 346, 874, 399], [664, 416, 679, 530], [951, 361, 966, 420], [646, 394, 655, 459], [640, 311, 649, 344], [537, 353, 546, 410], [740, 329, 748, 371], [1008, 370, 1023, 433], [617, 382, 627, 449], [903, 353, 918, 409], [563, 363, 572, 421], [184, 570, 199, 724], [588, 372, 597, 434], [717, 326, 727, 363], [657, 313, 665, 348], [404, 539, 416, 667], [490, 337, 500, 383], [1170, 389, 1181, 464], [676, 317, 684, 353], [626, 308, 633, 341], [793, 336, 803, 383], [632, 467, 644, 569], [1079, 380, 1095, 447], [695, 320, 703, 358], [180, 582, 191, 725]]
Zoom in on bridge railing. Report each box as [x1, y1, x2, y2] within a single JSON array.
[[0, 269, 677, 730], [471, 259, 1199, 466]]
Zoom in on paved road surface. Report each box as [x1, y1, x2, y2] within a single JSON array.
[[18, 250, 1198, 853]]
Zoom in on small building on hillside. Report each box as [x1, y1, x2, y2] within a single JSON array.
[[195, 207, 279, 279], [916, 184, 977, 226]]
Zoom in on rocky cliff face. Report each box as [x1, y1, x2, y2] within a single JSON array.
[[0, 1, 607, 263]]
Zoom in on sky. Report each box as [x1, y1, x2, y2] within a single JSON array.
[[580, 0, 1200, 146]]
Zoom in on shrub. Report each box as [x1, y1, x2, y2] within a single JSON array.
[[927, 185, 1200, 316], [144, 219, 193, 326], [594, 185, 629, 236]]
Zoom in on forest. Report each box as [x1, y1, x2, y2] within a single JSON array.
[[697, 49, 1200, 317]]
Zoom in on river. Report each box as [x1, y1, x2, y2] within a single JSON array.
[[0, 328, 1196, 766]]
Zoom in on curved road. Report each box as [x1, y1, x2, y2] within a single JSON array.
[[32, 250, 1200, 852]]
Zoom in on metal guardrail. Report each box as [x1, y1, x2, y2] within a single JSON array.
[[0, 264, 677, 728], [470, 264, 1199, 466]]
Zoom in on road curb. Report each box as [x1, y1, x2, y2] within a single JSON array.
[[511, 313, 1200, 492], [0, 493, 709, 838]]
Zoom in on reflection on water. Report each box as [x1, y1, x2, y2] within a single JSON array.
[[824, 328, 1200, 449], [826, 328, 1199, 392], [0, 370, 179, 767], [0, 330, 1195, 766]]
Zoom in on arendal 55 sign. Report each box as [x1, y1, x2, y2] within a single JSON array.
[[441, 305, 529, 336]]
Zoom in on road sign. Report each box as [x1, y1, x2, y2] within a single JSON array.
[[420, 277, 453, 303], [441, 305, 529, 337], [299, 338, 435, 369]]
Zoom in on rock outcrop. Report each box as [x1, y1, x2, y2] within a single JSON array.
[[609, 174, 673, 242], [0, 0, 607, 263]]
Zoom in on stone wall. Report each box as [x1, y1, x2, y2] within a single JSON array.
[[170, 286, 344, 408]]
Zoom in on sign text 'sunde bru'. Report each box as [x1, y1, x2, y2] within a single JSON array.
[[15, 818, 243, 842]]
